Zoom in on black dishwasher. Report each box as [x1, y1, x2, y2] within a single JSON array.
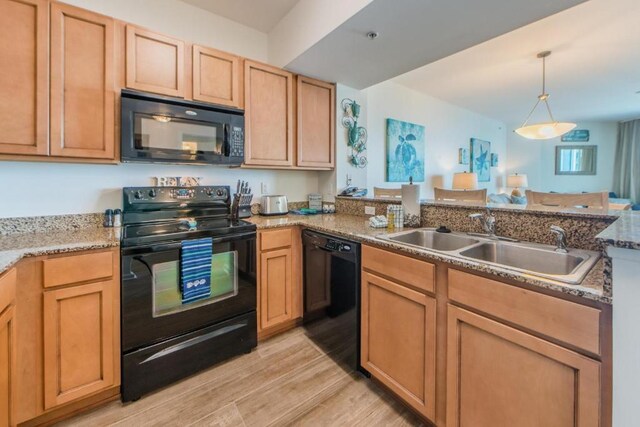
[[302, 230, 366, 374]]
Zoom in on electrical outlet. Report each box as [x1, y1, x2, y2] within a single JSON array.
[[261, 182, 268, 194], [364, 206, 376, 215]]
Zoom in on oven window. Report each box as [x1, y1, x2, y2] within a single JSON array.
[[135, 113, 223, 154], [152, 251, 238, 317]]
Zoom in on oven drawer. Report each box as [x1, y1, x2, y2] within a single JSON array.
[[121, 310, 256, 402]]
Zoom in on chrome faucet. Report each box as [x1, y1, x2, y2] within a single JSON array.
[[550, 225, 568, 253], [469, 209, 496, 237]]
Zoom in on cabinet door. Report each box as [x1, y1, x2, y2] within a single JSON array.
[[296, 76, 335, 168], [260, 248, 293, 330], [193, 45, 241, 108], [50, 2, 115, 159], [0, 0, 48, 156], [361, 271, 436, 420], [0, 306, 16, 427], [126, 25, 184, 97], [447, 305, 601, 427], [244, 60, 294, 167], [43, 281, 115, 409]]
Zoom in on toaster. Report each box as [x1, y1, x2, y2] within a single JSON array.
[[259, 195, 288, 216]]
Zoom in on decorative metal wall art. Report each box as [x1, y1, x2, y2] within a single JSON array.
[[341, 98, 368, 168]]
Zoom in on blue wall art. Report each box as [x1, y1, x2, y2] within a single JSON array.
[[470, 138, 491, 182], [490, 153, 499, 167], [386, 118, 425, 182]]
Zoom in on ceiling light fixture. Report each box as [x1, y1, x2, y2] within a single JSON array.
[[366, 31, 379, 40], [515, 51, 576, 140]]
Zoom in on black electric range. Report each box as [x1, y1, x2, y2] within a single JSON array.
[[120, 186, 257, 402]]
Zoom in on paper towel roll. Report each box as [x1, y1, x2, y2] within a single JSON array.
[[402, 184, 421, 226]]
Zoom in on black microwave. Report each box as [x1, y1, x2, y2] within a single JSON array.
[[121, 89, 244, 165]]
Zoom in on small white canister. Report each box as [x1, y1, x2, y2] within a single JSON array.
[[386, 205, 404, 229]]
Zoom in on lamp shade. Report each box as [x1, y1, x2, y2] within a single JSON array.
[[507, 173, 529, 188], [514, 122, 576, 140], [452, 172, 478, 190]]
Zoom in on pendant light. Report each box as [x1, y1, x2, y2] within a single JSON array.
[[515, 51, 576, 140]]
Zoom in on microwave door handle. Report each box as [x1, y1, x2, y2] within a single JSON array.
[[223, 123, 231, 157]]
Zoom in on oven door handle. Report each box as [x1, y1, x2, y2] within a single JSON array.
[[134, 231, 256, 253]]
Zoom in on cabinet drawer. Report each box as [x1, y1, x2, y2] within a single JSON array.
[[0, 268, 17, 313], [448, 269, 602, 355], [43, 251, 114, 288], [362, 245, 435, 294], [260, 228, 292, 251]]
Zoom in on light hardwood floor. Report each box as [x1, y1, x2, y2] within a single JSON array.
[[58, 314, 424, 427]]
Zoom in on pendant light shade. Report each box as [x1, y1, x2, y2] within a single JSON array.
[[515, 51, 576, 140], [515, 122, 576, 140]]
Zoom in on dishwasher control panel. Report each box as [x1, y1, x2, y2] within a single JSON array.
[[324, 239, 352, 252]]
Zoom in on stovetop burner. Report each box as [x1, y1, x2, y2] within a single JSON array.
[[121, 186, 256, 247]]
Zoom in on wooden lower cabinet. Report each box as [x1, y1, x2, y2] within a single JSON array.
[[446, 304, 601, 427], [259, 248, 293, 330], [0, 306, 17, 427], [0, 268, 17, 427], [257, 228, 302, 338], [43, 281, 115, 409], [361, 271, 436, 420]]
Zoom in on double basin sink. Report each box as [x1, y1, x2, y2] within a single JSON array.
[[378, 229, 600, 284]]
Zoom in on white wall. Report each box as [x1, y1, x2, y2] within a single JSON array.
[[364, 81, 507, 198], [0, 162, 319, 218], [507, 121, 617, 193], [0, 0, 327, 218]]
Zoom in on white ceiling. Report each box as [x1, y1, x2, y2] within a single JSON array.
[[179, 0, 300, 32], [285, 0, 586, 89], [393, 0, 640, 124]]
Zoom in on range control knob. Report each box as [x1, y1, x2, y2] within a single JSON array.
[[205, 188, 214, 196], [148, 189, 157, 198], [216, 188, 225, 197], [134, 190, 143, 200]]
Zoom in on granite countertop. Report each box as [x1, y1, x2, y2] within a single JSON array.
[[596, 210, 640, 250], [336, 196, 622, 219], [0, 213, 610, 304], [0, 227, 120, 275], [248, 213, 610, 304]]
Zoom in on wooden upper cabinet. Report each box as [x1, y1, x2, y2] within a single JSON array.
[[43, 280, 115, 410], [50, 2, 115, 159], [446, 305, 601, 427], [0, 0, 48, 156], [126, 25, 184, 97], [361, 271, 437, 420], [296, 76, 335, 168], [193, 45, 241, 108], [244, 60, 294, 167]]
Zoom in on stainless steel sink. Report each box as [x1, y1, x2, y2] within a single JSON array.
[[377, 228, 600, 284], [381, 229, 480, 251], [459, 241, 592, 277]]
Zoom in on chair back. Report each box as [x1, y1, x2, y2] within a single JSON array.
[[525, 190, 609, 209], [373, 187, 402, 199], [434, 188, 487, 202]]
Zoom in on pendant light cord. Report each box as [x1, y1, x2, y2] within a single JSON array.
[[519, 52, 557, 127]]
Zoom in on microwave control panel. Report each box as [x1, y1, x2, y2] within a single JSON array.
[[230, 126, 244, 157]]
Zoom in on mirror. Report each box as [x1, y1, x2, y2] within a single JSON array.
[[555, 145, 597, 175]]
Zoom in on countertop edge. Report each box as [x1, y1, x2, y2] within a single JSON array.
[[250, 215, 611, 305]]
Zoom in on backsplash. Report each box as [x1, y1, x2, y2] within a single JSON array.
[[0, 213, 104, 236], [335, 196, 616, 251]]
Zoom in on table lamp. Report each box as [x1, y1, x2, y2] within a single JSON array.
[[452, 172, 478, 190], [507, 173, 528, 197]]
